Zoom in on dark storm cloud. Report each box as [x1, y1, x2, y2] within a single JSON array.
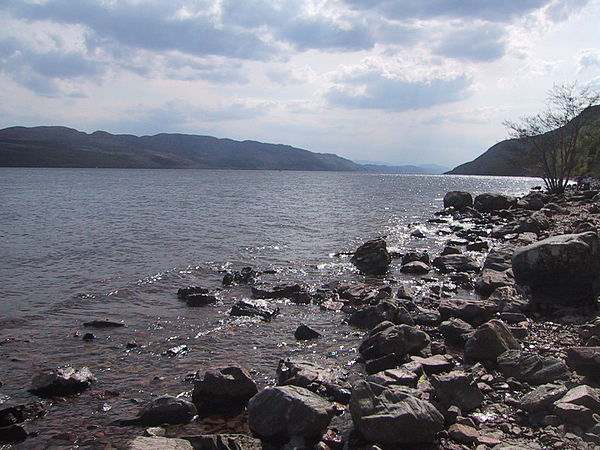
[[433, 23, 507, 62], [326, 72, 472, 112], [6, 0, 275, 60], [342, 0, 553, 22]]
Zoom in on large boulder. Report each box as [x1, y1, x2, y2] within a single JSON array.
[[351, 238, 391, 275], [30, 366, 96, 397], [464, 319, 521, 363], [512, 231, 600, 302], [349, 380, 444, 444], [444, 191, 473, 210], [247, 385, 334, 442], [192, 366, 258, 411], [497, 350, 569, 385], [474, 193, 516, 212], [136, 396, 197, 426]]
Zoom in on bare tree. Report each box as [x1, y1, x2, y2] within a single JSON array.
[[503, 83, 600, 194]]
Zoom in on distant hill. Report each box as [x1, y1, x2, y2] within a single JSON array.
[[0, 126, 364, 171], [447, 105, 600, 176]]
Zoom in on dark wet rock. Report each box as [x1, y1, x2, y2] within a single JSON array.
[[136, 396, 197, 426], [432, 254, 480, 273], [453, 206, 482, 220], [466, 240, 489, 252], [366, 368, 419, 389], [248, 385, 334, 441], [444, 191, 473, 210], [474, 193, 516, 212], [192, 366, 258, 411], [441, 245, 462, 256], [396, 285, 415, 300], [251, 284, 311, 304], [277, 359, 350, 404], [163, 345, 188, 357], [410, 307, 441, 326], [185, 294, 218, 306], [519, 384, 568, 413], [430, 370, 484, 412], [0, 402, 48, 427], [177, 286, 209, 299], [566, 347, 600, 380], [30, 366, 96, 397], [410, 229, 425, 238], [512, 231, 600, 302], [474, 269, 514, 296], [358, 321, 430, 363], [401, 251, 430, 266], [350, 238, 391, 275], [294, 325, 321, 340], [349, 380, 444, 444], [438, 297, 497, 326], [349, 299, 414, 329], [364, 353, 401, 374], [400, 261, 430, 274], [183, 434, 262, 450], [82, 320, 124, 328], [222, 267, 259, 286], [82, 332, 95, 341], [229, 300, 280, 321], [464, 319, 521, 363], [410, 354, 455, 375], [440, 318, 474, 346], [127, 436, 193, 449], [0, 424, 28, 443], [500, 312, 527, 323], [497, 350, 569, 385], [488, 285, 530, 313]]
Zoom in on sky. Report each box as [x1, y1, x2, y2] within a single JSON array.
[[1, 0, 599, 168]]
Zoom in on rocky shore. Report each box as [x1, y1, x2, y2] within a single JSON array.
[[3, 184, 600, 449]]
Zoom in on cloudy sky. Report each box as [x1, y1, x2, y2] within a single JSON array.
[[1, 0, 599, 167]]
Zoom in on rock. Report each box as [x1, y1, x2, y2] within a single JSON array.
[[401, 251, 430, 265], [136, 396, 197, 426], [411, 307, 441, 326], [351, 238, 391, 275], [349, 380, 444, 444], [366, 368, 419, 389], [177, 286, 209, 299], [364, 354, 401, 375], [441, 245, 462, 255], [467, 241, 489, 252], [294, 325, 321, 340], [566, 347, 600, 380], [512, 231, 600, 302], [433, 254, 480, 274], [438, 297, 497, 326], [497, 350, 569, 385], [448, 423, 480, 444], [474, 269, 513, 296], [127, 436, 193, 450], [82, 332, 95, 341], [554, 403, 598, 429], [483, 247, 515, 272], [396, 285, 415, 300], [0, 402, 48, 427], [359, 321, 430, 363], [440, 318, 474, 346], [192, 367, 257, 412], [163, 345, 188, 357], [400, 261, 430, 274], [500, 312, 527, 323], [474, 193, 516, 212], [488, 286, 530, 313], [222, 267, 259, 286], [247, 385, 334, 441], [349, 299, 414, 329], [185, 294, 218, 306], [444, 191, 473, 210], [30, 366, 96, 397], [82, 320, 124, 328], [519, 384, 568, 413], [410, 354, 454, 375], [464, 320, 521, 363], [276, 359, 350, 404], [430, 370, 484, 412], [229, 300, 279, 321], [183, 434, 262, 450], [251, 284, 311, 304], [557, 385, 600, 412], [411, 229, 425, 238], [0, 424, 28, 443]]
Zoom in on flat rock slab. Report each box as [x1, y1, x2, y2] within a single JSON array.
[[127, 436, 193, 450]]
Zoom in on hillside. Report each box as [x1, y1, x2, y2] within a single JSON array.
[[447, 105, 600, 176], [0, 126, 364, 171]]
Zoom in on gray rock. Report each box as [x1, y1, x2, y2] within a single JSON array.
[[519, 384, 568, 413], [566, 347, 600, 380], [512, 231, 600, 302], [557, 385, 600, 412], [410, 354, 454, 375], [444, 191, 473, 210], [433, 254, 480, 274], [438, 297, 497, 326], [192, 367, 257, 411], [430, 370, 484, 412], [400, 261, 430, 274], [474, 193, 516, 212], [464, 319, 521, 363], [30, 366, 96, 397], [349, 380, 444, 444], [554, 403, 598, 429], [351, 238, 391, 275], [127, 436, 193, 450], [497, 350, 569, 385], [247, 385, 334, 441], [366, 368, 419, 389], [136, 396, 197, 426], [358, 321, 430, 362], [475, 269, 514, 296], [483, 247, 515, 272], [401, 251, 430, 266]]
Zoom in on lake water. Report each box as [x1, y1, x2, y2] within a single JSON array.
[[0, 168, 540, 446]]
